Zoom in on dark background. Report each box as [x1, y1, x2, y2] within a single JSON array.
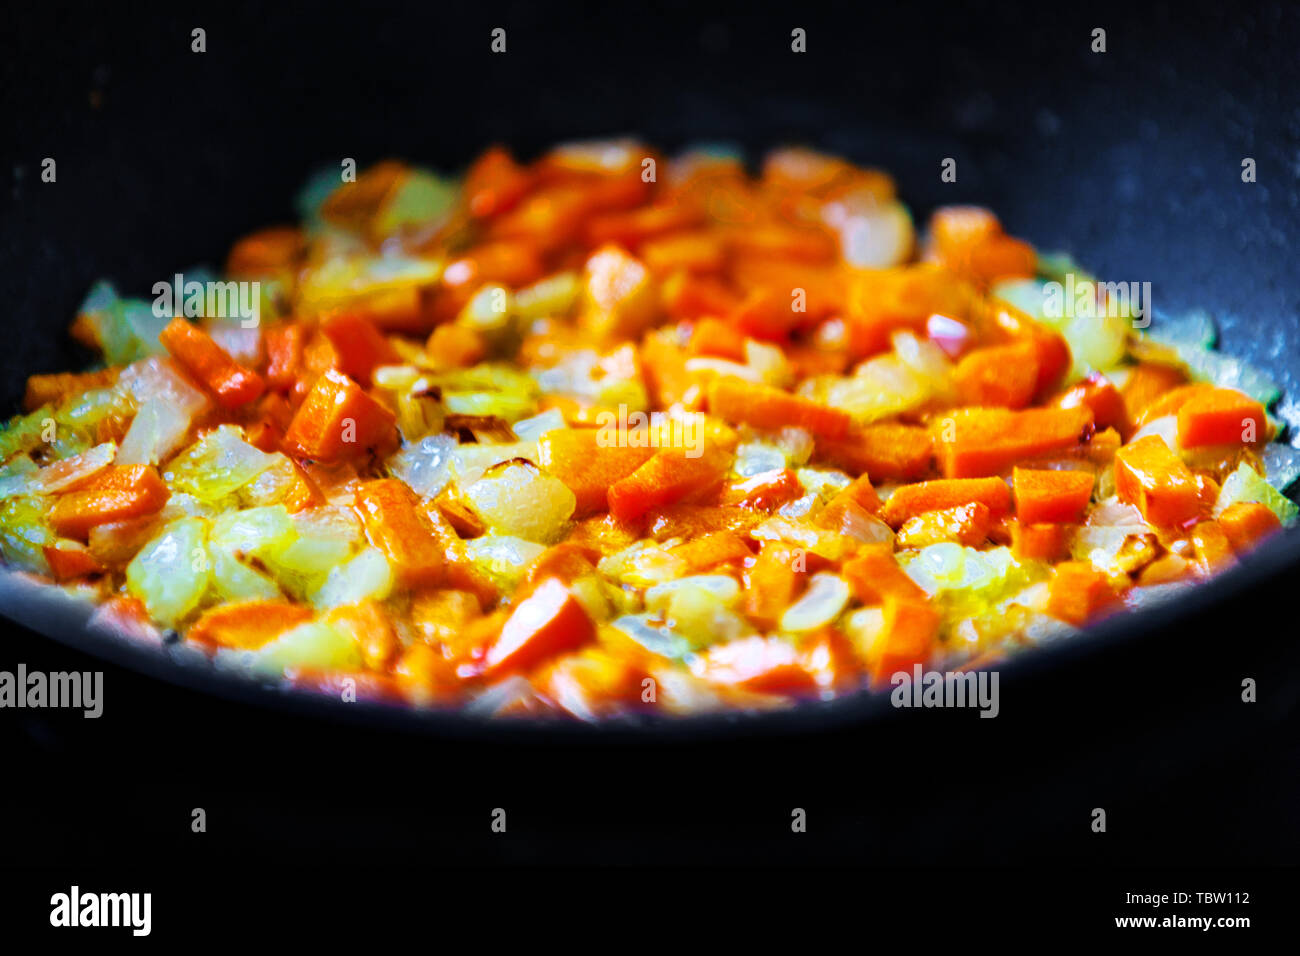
[[0, 0, 1297, 929]]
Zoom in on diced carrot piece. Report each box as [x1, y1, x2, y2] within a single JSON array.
[[159, 317, 265, 409], [464, 146, 533, 219], [693, 635, 820, 695], [816, 423, 933, 481], [642, 231, 726, 275], [425, 324, 487, 369], [867, 597, 941, 685], [188, 600, 314, 651], [1190, 521, 1237, 574], [354, 479, 446, 587], [48, 465, 169, 540], [225, 226, 305, 277], [661, 271, 742, 321], [974, 302, 1070, 398], [487, 185, 597, 250], [1176, 387, 1268, 448], [523, 542, 600, 591], [668, 531, 753, 571], [1218, 501, 1282, 554], [263, 323, 305, 392], [1047, 562, 1121, 627], [282, 368, 398, 463], [607, 445, 730, 523], [1113, 435, 1200, 528], [879, 477, 1011, 528], [639, 329, 698, 408], [717, 468, 804, 511], [1051, 372, 1130, 437], [1010, 521, 1074, 562], [23, 367, 120, 413], [445, 240, 547, 290], [953, 340, 1040, 408], [1134, 383, 1217, 427], [964, 235, 1036, 284], [689, 316, 747, 361], [645, 504, 764, 540], [816, 474, 884, 535], [42, 540, 105, 580], [840, 543, 927, 605], [935, 407, 1093, 478], [706, 378, 850, 439], [538, 428, 658, 517], [320, 312, 400, 387], [483, 578, 595, 678], [580, 244, 658, 340], [585, 202, 702, 249], [33, 443, 115, 494], [1012, 467, 1095, 524], [930, 206, 1001, 260], [743, 543, 806, 630], [1194, 474, 1220, 515], [1120, 362, 1186, 423]]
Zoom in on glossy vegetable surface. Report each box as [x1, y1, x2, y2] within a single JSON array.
[[1, 142, 1294, 719]]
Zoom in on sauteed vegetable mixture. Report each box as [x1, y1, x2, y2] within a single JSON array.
[[2, 143, 1296, 717]]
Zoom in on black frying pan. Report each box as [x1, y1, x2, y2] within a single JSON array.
[[2, 0, 1298, 865]]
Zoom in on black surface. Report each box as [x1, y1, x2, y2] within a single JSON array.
[[1, 0, 1298, 920]]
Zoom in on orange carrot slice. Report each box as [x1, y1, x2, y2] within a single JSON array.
[[1176, 387, 1267, 448], [953, 341, 1039, 408], [483, 578, 595, 678], [160, 317, 265, 409], [706, 378, 850, 439], [1113, 435, 1200, 528], [879, 477, 1011, 527], [320, 312, 400, 387], [1218, 501, 1282, 554], [815, 423, 933, 481], [354, 479, 446, 588], [1047, 562, 1121, 626], [188, 600, 314, 651], [935, 406, 1093, 478], [607, 445, 730, 523], [282, 369, 397, 462], [48, 464, 169, 540], [537, 428, 658, 517], [1012, 467, 1095, 524]]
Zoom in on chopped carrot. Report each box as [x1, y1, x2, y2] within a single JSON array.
[[282, 368, 398, 463], [1010, 521, 1074, 562], [645, 504, 764, 540], [225, 226, 305, 277], [930, 206, 1001, 260], [642, 231, 727, 275], [1012, 467, 1095, 524], [324, 600, 400, 669], [262, 323, 305, 395], [159, 317, 265, 409], [1190, 521, 1237, 574], [425, 324, 487, 369], [717, 468, 804, 511], [48, 464, 170, 540], [354, 479, 446, 588], [320, 312, 400, 387], [879, 477, 1011, 527], [660, 271, 742, 321], [689, 316, 747, 361], [1051, 372, 1130, 438], [706, 378, 850, 439], [23, 367, 120, 413], [815, 423, 933, 481], [1134, 383, 1217, 427], [840, 544, 927, 605], [867, 597, 941, 685], [953, 340, 1040, 408], [483, 578, 595, 678], [965, 234, 1037, 285], [1113, 435, 1200, 528], [188, 600, 314, 651], [935, 406, 1093, 478], [42, 540, 106, 580], [1138, 553, 1194, 586], [667, 531, 753, 571], [444, 240, 546, 290], [537, 428, 658, 517], [1047, 562, 1121, 626], [816, 474, 883, 528], [33, 443, 115, 494], [1176, 387, 1267, 448], [1120, 362, 1186, 422], [464, 146, 533, 219], [585, 202, 702, 249], [1218, 501, 1282, 554], [607, 445, 731, 523], [743, 543, 807, 629]]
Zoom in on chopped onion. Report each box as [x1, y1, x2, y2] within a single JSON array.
[[780, 572, 850, 632]]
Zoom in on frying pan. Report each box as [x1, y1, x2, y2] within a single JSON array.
[[2, 1, 1298, 864]]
